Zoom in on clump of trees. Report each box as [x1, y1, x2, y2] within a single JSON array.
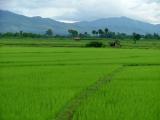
[[0, 29, 54, 38], [91, 28, 133, 39], [91, 28, 160, 40], [92, 28, 115, 38], [68, 29, 92, 39], [0, 27, 160, 41], [144, 33, 160, 39], [79, 32, 90, 38], [0, 31, 43, 38], [68, 29, 78, 37]]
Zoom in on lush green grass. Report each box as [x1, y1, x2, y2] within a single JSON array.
[[73, 66, 160, 120], [0, 38, 89, 47], [0, 37, 160, 48], [0, 45, 160, 120], [0, 47, 119, 120]]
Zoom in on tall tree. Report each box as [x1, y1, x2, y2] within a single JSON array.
[[98, 29, 104, 37], [92, 30, 96, 36], [20, 30, 23, 36], [104, 28, 109, 38], [96, 31, 99, 36], [104, 28, 109, 34], [133, 32, 141, 44], [46, 29, 53, 36], [153, 33, 160, 39]]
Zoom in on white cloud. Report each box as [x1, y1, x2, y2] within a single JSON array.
[[0, 0, 160, 24]]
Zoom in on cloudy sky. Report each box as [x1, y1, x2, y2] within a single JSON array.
[[0, 0, 160, 24]]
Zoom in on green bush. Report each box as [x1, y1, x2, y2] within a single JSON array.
[[108, 40, 121, 47], [86, 41, 104, 48]]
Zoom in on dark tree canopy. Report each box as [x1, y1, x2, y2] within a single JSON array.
[[104, 28, 109, 34], [46, 29, 53, 36], [133, 32, 141, 43], [68, 29, 78, 37], [92, 30, 97, 36]]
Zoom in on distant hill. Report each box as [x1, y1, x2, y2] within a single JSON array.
[[0, 10, 160, 35], [74, 17, 160, 34]]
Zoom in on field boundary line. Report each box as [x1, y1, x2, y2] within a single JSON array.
[[55, 65, 125, 120], [124, 63, 160, 67]]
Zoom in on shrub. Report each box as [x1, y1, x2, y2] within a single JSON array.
[[108, 40, 121, 48], [86, 41, 104, 48]]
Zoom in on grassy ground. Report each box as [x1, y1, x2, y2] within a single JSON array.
[[0, 47, 119, 120], [0, 38, 88, 47], [0, 37, 160, 48], [73, 66, 160, 120], [0, 38, 160, 120]]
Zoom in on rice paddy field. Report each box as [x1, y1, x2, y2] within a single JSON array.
[[1, 38, 160, 49], [0, 38, 160, 120], [73, 66, 160, 120]]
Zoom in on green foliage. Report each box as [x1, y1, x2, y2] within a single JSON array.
[[45, 29, 53, 36], [68, 29, 78, 37], [145, 33, 160, 39], [0, 28, 160, 40], [79, 32, 90, 38], [86, 41, 104, 48], [97, 29, 104, 37], [108, 39, 121, 47], [0, 32, 44, 38], [104, 28, 109, 34], [91, 28, 117, 38], [133, 32, 141, 44], [92, 30, 96, 36]]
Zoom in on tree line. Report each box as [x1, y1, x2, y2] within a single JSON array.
[[0, 28, 160, 41], [0, 29, 54, 38], [68, 28, 160, 40]]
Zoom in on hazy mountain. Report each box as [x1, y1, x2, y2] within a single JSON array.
[[0, 10, 74, 35], [74, 17, 160, 34], [0, 10, 160, 35]]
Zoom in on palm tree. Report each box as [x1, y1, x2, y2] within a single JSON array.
[[98, 29, 104, 37], [96, 31, 99, 37], [92, 30, 96, 36], [104, 28, 109, 34]]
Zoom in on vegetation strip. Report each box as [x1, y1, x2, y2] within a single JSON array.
[[124, 63, 160, 67], [55, 66, 125, 120]]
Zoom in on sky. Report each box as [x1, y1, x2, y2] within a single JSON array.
[[0, 0, 160, 24]]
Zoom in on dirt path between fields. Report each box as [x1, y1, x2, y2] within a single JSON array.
[[54, 63, 160, 120], [55, 65, 125, 120]]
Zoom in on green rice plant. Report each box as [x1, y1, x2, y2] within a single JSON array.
[[73, 66, 160, 120], [0, 46, 160, 120]]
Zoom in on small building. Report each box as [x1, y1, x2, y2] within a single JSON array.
[[74, 37, 81, 41]]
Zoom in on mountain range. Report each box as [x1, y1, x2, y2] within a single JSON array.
[[0, 10, 160, 35]]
